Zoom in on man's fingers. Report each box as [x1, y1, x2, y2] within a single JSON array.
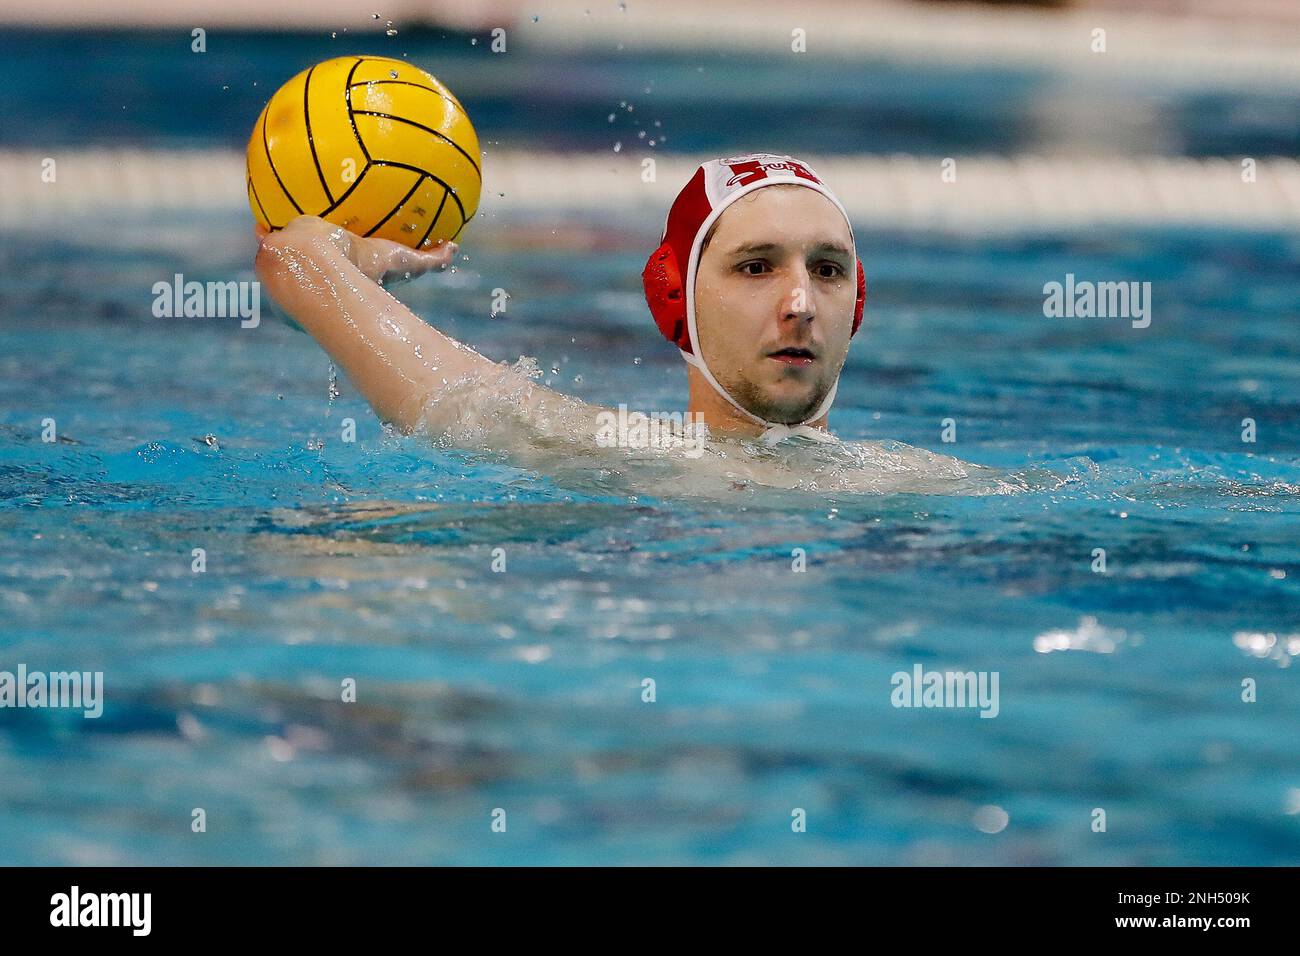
[[333, 233, 461, 283], [394, 240, 456, 274], [419, 240, 459, 269]]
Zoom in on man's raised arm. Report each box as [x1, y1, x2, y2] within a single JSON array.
[[254, 214, 499, 432]]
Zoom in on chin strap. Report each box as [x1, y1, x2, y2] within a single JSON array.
[[681, 348, 840, 445]]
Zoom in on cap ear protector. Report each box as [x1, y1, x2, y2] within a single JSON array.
[[643, 242, 866, 354]]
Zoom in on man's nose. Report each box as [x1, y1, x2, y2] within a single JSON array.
[[782, 266, 816, 323]]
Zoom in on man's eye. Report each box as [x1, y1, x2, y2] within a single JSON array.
[[816, 263, 846, 279], [738, 260, 769, 275]]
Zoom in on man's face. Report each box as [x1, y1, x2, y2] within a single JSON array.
[[692, 185, 858, 425]]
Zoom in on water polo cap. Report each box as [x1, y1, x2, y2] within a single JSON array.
[[642, 152, 865, 444]]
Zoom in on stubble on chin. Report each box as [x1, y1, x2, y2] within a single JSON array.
[[724, 367, 832, 425]]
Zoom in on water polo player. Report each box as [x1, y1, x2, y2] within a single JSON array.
[[254, 152, 994, 492], [258, 153, 863, 434]]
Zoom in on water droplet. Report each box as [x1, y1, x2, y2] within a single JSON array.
[[573, 375, 583, 384], [328, 364, 340, 403], [633, 356, 642, 365], [331, 31, 337, 38], [613, 141, 622, 152], [386, 28, 397, 36], [638, 130, 646, 139], [372, 12, 381, 19], [532, 14, 540, 22], [389, 69, 398, 78], [607, 113, 616, 122], [973, 805, 1009, 834], [471, 37, 478, 45]]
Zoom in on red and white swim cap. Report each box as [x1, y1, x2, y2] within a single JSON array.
[[642, 152, 865, 434]]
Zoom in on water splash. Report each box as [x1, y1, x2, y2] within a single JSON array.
[[327, 363, 340, 404]]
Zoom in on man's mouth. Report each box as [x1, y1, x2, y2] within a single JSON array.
[[767, 346, 816, 366]]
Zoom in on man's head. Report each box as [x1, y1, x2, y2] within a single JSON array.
[[642, 153, 865, 436], [693, 184, 856, 425]]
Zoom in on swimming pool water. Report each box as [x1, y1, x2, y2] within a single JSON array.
[[0, 211, 1297, 865]]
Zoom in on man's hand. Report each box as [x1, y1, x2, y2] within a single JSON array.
[[255, 216, 458, 286]]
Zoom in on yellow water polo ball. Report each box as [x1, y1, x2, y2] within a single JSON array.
[[247, 54, 481, 248]]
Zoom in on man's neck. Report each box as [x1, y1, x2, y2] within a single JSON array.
[[685, 364, 829, 438]]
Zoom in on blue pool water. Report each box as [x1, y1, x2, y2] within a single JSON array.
[[5, 28, 1300, 158], [1, 211, 1297, 864]]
